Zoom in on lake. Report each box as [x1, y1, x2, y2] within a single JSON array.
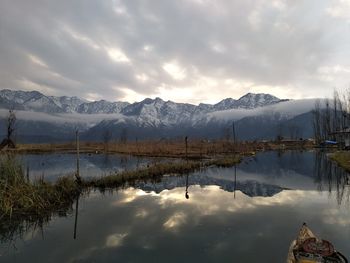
[[1, 150, 349, 262], [16, 153, 164, 181]]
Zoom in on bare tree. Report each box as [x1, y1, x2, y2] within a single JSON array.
[[222, 126, 231, 141], [276, 123, 284, 142], [0, 110, 16, 149], [119, 128, 128, 144], [313, 89, 350, 143], [288, 124, 301, 140], [313, 100, 322, 143], [102, 129, 112, 152], [323, 99, 332, 140], [7, 109, 16, 141], [333, 90, 339, 132]]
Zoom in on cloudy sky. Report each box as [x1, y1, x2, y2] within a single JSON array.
[[0, 0, 349, 104]]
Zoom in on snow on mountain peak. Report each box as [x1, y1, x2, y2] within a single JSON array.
[[0, 89, 290, 128], [236, 93, 282, 109]]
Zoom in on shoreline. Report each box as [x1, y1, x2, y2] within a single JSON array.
[[0, 153, 243, 221]]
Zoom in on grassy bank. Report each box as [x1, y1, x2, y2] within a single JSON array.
[[0, 155, 80, 219], [330, 151, 350, 172], [0, 154, 241, 219], [14, 139, 313, 157], [84, 155, 241, 189]]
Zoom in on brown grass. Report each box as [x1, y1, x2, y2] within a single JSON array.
[[330, 151, 350, 172], [0, 154, 80, 219], [14, 139, 314, 157], [84, 154, 242, 190], [0, 152, 242, 219]]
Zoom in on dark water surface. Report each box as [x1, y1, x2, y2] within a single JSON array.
[[17, 153, 161, 181], [1, 151, 349, 262]]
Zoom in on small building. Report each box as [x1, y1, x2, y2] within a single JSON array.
[[330, 128, 350, 149]]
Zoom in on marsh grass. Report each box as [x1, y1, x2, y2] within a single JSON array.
[[84, 155, 241, 190], [0, 154, 80, 219], [0, 152, 242, 243], [330, 151, 350, 172], [16, 140, 264, 157], [0, 151, 241, 225]]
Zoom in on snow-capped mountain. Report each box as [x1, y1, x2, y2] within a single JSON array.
[[135, 174, 286, 197], [51, 96, 87, 113], [77, 100, 129, 114], [213, 93, 284, 111], [120, 98, 197, 126], [0, 89, 285, 115], [0, 89, 319, 143], [0, 89, 130, 114]]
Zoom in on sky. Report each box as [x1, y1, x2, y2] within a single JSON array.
[[0, 0, 349, 105]]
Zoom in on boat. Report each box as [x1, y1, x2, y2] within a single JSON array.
[[287, 223, 348, 263]]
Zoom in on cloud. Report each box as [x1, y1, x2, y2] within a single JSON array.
[[105, 233, 128, 247], [209, 98, 324, 121], [0, 0, 349, 103], [0, 109, 126, 126]]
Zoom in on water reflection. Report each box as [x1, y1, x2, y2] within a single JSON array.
[[1, 186, 349, 262], [17, 153, 161, 181], [185, 173, 189, 199], [1, 151, 350, 262], [135, 166, 286, 197], [314, 152, 350, 205], [73, 193, 80, 240]]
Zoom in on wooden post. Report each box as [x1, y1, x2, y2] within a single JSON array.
[[26, 166, 30, 183], [185, 136, 188, 162], [232, 121, 237, 154], [185, 173, 189, 199], [73, 194, 80, 239], [232, 121, 236, 144], [76, 130, 81, 182], [234, 165, 237, 199]]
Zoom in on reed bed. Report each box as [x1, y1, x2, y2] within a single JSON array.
[[0, 154, 80, 219], [84, 155, 242, 190], [16, 140, 261, 156], [15, 139, 314, 157], [0, 152, 241, 219], [330, 151, 350, 172]]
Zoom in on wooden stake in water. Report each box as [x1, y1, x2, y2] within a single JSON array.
[[185, 173, 189, 199], [73, 194, 80, 240], [185, 136, 188, 162], [232, 121, 236, 144], [26, 166, 30, 183], [76, 130, 81, 182], [234, 165, 237, 199]]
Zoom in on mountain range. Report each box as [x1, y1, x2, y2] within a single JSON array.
[[0, 89, 318, 143], [0, 89, 285, 114], [136, 174, 286, 197]]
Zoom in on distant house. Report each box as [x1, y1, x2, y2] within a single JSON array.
[[330, 128, 350, 149]]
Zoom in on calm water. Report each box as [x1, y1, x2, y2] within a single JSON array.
[[17, 153, 162, 181], [1, 150, 350, 262]]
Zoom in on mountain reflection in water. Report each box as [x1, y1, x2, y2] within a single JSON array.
[[17, 153, 160, 181], [0, 151, 349, 263]]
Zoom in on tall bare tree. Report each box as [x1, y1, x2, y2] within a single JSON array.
[[0, 110, 16, 149], [313, 89, 350, 143], [312, 99, 322, 143], [119, 128, 128, 144], [103, 129, 112, 152]]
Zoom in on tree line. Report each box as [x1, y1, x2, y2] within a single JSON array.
[[313, 90, 350, 143]]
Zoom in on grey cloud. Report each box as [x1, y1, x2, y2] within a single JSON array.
[[0, 0, 349, 102]]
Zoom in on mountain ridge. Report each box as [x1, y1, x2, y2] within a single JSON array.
[[0, 89, 318, 143], [0, 89, 287, 115]]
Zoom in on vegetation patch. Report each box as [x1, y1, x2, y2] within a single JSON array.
[[330, 151, 350, 172], [15, 140, 311, 157], [84, 155, 241, 190], [0, 154, 81, 219], [0, 153, 241, 221]]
